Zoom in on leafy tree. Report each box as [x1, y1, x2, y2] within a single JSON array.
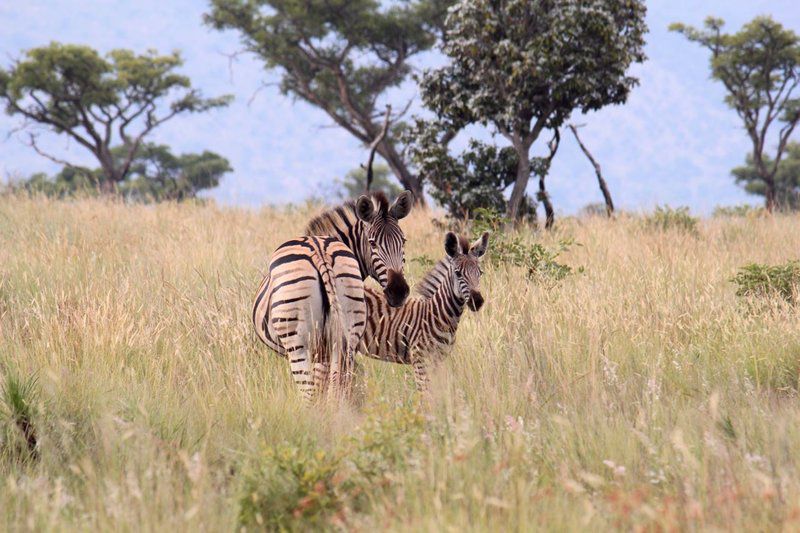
[[406, 120, 536, 220], [732, 142, 800, 210], [0, 43, 231, 193], [336, 164, 403, 200], [13, 143, 231, 202], [419, 0, 647, 223], [204, 0, 453, 204], [671, 17, 800, 213]]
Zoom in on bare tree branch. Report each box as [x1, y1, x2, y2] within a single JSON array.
[[361, 104, 392, 193], [568, 124, 615, 217]]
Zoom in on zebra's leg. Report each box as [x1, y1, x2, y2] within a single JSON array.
[[286, 344, 316, 402], [412, 356, 430, 393]]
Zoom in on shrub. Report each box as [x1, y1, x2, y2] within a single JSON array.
[[731, 261, 800, 305], [238, 402, 425, 530], [645, 205, 699, 234], [472, 208, 579, 282], [713, 204, 766, 218], [238, 441, 344, 531]]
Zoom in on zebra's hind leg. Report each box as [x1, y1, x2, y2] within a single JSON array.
[[284, 343, 317, 403]]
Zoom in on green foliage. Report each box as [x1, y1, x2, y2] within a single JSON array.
[[419, 0, 647, 219], [713, 204, 766, 218], [406, 121, 536, 219], [0, 42, 231, 186], [238, 402, 425, 530], [731, 261, 800, 305], [1, 372, 39, 462], [645, 206, 699, 235], [12, 143, 231, 202], [335, 164, 403, 201], [471, 208, 578, 282], [732, 143, 800, 211], [205, 0, 451, 197], [238, 441, 343, 531], [670, 17, 800, 211]]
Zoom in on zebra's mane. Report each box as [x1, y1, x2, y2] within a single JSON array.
[[415, 259, 451, 298], [415, 236, 470, 298], [304, 192, 390, 235]]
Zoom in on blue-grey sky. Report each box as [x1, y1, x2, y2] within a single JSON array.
[[1, 1, 799, 214]]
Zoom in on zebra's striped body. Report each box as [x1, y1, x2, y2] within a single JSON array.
[[359, 232, 489, 391], [252, 192, 413, 400], [253, 236, 366, 400]]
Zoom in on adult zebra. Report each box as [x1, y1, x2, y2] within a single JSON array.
[[252, 192, 413, 400], [359, 231, 489, 392]]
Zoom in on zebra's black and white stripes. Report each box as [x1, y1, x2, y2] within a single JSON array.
[[359, 232, 489, 391], [252, 193, 413, 400]]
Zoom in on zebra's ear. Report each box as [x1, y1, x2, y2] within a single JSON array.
[[470, 232, 490, 258], [356, 195, 375, 222], [444, 232, 460, 258], [389, 191, 413, 220]]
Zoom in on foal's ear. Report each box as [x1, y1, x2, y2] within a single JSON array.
[[444, 232, 460, 258], [389, 190, 413, 220], [470, 232, 490, 258], [355, 195, 375, 222]]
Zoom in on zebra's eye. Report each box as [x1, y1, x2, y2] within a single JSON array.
[[368, 238, 377, 247], [455, 269, 462, 278]]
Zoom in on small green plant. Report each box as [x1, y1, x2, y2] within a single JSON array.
[[410, 255, 436, 269], [645, 205, 699, 234], [731, 261, 800, 305], [238, 441, 344, 531], [471, 208, 579, 282], [713, 204, 765, 218], [238, 402, 425, 530], [1, 372, 39, 462]]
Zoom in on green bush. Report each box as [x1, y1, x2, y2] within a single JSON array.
[[472, 208, 579, 282], [645, 206, 699, 234], [713, 204, 765, 218], [731, 261, 800, 305], [238, 402, 425, 530]]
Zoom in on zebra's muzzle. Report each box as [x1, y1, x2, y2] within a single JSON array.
[[384, 269, 409, 307], [467, 290, 484, 312]]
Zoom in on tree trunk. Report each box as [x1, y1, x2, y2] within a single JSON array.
[[538, 175, 555, 229], [765, 178, 777, 213], [377, 140, 426, 207], [506, 139, 533, 222]]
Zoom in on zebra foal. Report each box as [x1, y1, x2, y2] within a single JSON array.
[[252, 192, 413, 401], [359, 231, 489, 392]]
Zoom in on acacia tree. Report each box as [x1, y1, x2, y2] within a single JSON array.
[[205, 0, 452, 205], [420, 0, 647, 223], [14, 143, 232, 202], [0, 43, 231, 194], [671, 17, 800, 213]]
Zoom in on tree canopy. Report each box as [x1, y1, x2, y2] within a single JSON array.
[[0, 42, 231, 192], [13, 143, 232, 202], [204, 0, 453, 203], [671, 16, 800, 212], [419, 0, 647, 223], [336, 164, 403, 201]]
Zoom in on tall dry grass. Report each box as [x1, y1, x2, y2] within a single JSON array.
[[0, 196, 799, 531]]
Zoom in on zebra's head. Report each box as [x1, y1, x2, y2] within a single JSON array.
[[445, 231, 489, 312], [355, 191, 413, 307]]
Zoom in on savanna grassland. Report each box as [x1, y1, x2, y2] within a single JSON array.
[[1, 196, 799, 531]]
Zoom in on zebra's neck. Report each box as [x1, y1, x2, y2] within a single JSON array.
[[422, 266, 465, 334], [304, 203, 370, 280]]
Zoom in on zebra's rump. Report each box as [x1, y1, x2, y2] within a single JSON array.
[[252, 236, 365, 359]]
